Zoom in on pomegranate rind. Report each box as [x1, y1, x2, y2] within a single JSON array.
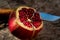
[[11, 26, 34, 39]]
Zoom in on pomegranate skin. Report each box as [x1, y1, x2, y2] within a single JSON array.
[[11, 26, 33, 39], [9, 22, 42, 39]]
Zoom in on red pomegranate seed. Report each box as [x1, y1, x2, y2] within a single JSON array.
[[32, 12, 41, 21], [32, 21, 41, 28], [25, 8, 34, 18], [23, 21, 32, 28], [28, 8, 34, 13], [19, 10, 26, 16], [26, 12, 33, 18], [22, 8, 28, 12], [20, 17, 27, 22]]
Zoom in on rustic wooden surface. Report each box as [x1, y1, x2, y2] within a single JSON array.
[[0, 0, 60, 40]]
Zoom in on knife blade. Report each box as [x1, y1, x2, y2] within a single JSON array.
[[39, 12, 60, 21]]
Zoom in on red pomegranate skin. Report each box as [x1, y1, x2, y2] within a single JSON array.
[[11, 26, 33, 39], [11, 27, 42, 39], [8, 7, 43, 40]]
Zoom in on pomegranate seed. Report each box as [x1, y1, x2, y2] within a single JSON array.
[[32, 21, 41, 28], [23, 21, 32, 28], [20, 17, 27, 22], [28, 8, 34, 13], [32, 12, 41, 21], [25, 8, 34, 18], [19, 10, 26, 16], [22, 8, 28, 13]]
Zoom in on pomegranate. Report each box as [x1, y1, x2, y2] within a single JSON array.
[[8, 6, 43, 40]]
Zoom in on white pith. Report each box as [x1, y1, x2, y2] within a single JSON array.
[[16, 6, 43, 31]]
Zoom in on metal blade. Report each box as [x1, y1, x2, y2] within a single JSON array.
[[40, 12, 60, 21]]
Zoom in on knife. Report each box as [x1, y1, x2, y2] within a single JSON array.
[[40, 12, 60, 21]]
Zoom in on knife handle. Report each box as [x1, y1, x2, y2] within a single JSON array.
[[0, 9, 13, 14]]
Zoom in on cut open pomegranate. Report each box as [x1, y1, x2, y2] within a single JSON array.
[[8, 6, 43, 39]]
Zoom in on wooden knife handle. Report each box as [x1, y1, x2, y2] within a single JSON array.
[[0, 9, 13, 14]]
